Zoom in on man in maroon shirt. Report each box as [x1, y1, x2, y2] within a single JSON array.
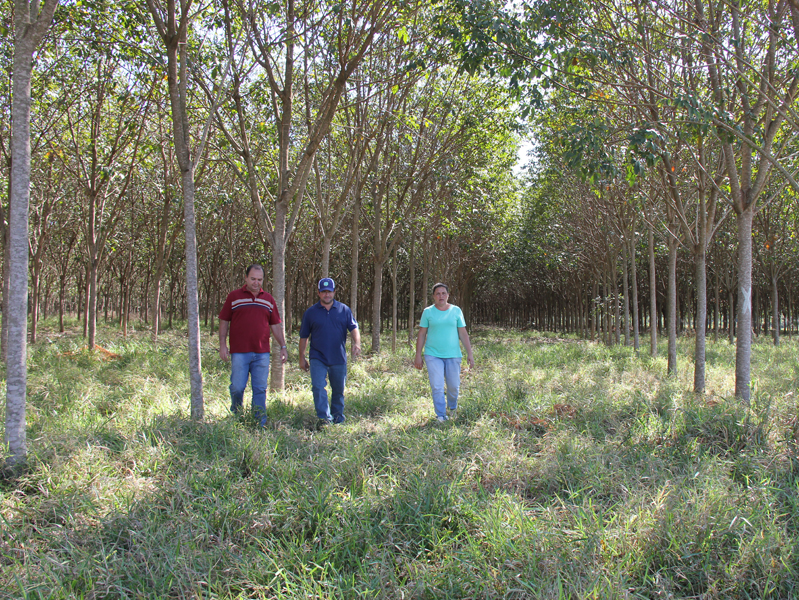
[[218, 264, 288, 426]]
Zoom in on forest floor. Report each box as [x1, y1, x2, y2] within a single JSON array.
[[2, 319, 799, 599]]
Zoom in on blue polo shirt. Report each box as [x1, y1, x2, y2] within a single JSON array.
[[299, 300, 358, 366]]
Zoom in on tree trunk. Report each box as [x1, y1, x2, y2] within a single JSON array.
[[771, 272, 780, 346], [694, 241, 707, 393], [407, 228, 415, 344], [6, 0, 59, 466], [421, 230, 430, 311], [391, 244, 398, 352], [82, 264, 90, 338], [735, 208, 754, 402], [350, 193, 361, 321], [144, 0, 206, 418], [270, 210, 287, 391], [30, 268, 39, 344], [371, 255, 385, 352], [622, 241, 630, 347], [649, 224, 657, 357], [630, 237, 640, 352], [667, 229, 678, 377], [714, 268, 720, 343], [87, 260, 99, 349]]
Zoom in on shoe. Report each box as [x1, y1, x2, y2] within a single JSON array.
[[437, 416, 447, 423], [318, 418, 333, 427], [259, 416, 268, 428], [333, 416, 346, 424]]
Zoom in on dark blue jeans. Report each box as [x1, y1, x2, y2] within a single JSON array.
[[310, 359, 347, 423]]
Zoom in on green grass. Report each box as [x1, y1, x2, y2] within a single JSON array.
[[2, 319, 799, 598]]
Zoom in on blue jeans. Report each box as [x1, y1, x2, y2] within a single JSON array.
[[310, 359, 347, 423], [424, 355, 461, 418], [230, 352, 270, 423]]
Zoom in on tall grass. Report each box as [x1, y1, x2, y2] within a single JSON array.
[[2, 320, 799, 598]]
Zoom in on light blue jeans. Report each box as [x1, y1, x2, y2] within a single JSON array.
[[424, 355, 461, 418], [310, 359, 348, 423], [230, 352, 270, 424]]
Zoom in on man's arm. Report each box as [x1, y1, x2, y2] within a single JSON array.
[[458, 326, 475, 369], [270, 323, 289, 364], [413, 327, 427, 370], [350, 328, 361, 360], [298, 337, 310, 372], [218, 319, 230, 361]]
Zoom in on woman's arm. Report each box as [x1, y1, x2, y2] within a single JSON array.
[[458, 327, 475, 369]]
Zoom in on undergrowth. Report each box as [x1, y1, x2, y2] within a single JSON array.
[[2, 319, 799, 598]]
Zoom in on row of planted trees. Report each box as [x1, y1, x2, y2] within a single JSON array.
[[6, 0, 799, 466], [3, 0, 523, 464], [447, 0, 799, 403]]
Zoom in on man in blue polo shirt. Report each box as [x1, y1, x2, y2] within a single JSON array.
[[298, 277, 361, 425]]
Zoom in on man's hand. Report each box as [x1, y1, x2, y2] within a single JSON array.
[[299, 355, 310, 372], [280, 347, 288, 364], [352, 343, 361, 360], [219, 346, 230, 362]]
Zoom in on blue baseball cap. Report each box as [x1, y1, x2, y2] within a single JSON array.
[[318, 277, 335, 291]]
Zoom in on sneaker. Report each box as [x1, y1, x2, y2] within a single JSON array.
[[437, 416, 448, 423], [258, 416, 269, 428], [318, 418, 333, 428]]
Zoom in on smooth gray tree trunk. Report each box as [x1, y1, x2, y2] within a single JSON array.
[[6, 0, 59, 466], [735, 208, 754, 402]]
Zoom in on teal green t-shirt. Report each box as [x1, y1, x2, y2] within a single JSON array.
[[419, 304, 466, 358]]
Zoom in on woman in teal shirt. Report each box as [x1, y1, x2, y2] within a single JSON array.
[[414, 283, 475, 422]]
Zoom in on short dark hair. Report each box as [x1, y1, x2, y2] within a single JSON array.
[[246, 264, 265, 276], [432, 282, 449, 294]]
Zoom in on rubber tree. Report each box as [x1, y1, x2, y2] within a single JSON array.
[[6, 0, 59, 466]]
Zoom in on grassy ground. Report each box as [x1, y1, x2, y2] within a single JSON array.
[[2, 319, 799, 599]]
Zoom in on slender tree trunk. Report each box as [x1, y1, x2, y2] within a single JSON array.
[[350, 193, 361, 321], [667, 230, 678, 377], [694, 243, 707, 393], [30, 269, 39, 344], [630, 237, 640, 352], [771, 272, 780, 346], [407, 229, 415, 344], [622, 242, 630, 347], [735, 208, 754, 402], [421, 230, 429, 311], [59, 274, 67, 333], [714, 268, 720, 343], [590, 281, 598, 341], [87, 260, 100, 349], [6, 0, 59, 466], [391, 245, 398, 352], [1, 175, 9, 362], [371, 255, 385, 352], [320, 235, 332, 278], [145, 0, 206, 417], [603, 269, 610, 345], [649, 225, 657, 356], [613, 252, 630, 346], [183, 168, 204, 414], [270, 212, 287, 391], [728, 287, 735, 343], [285, 244, 293, 334]]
